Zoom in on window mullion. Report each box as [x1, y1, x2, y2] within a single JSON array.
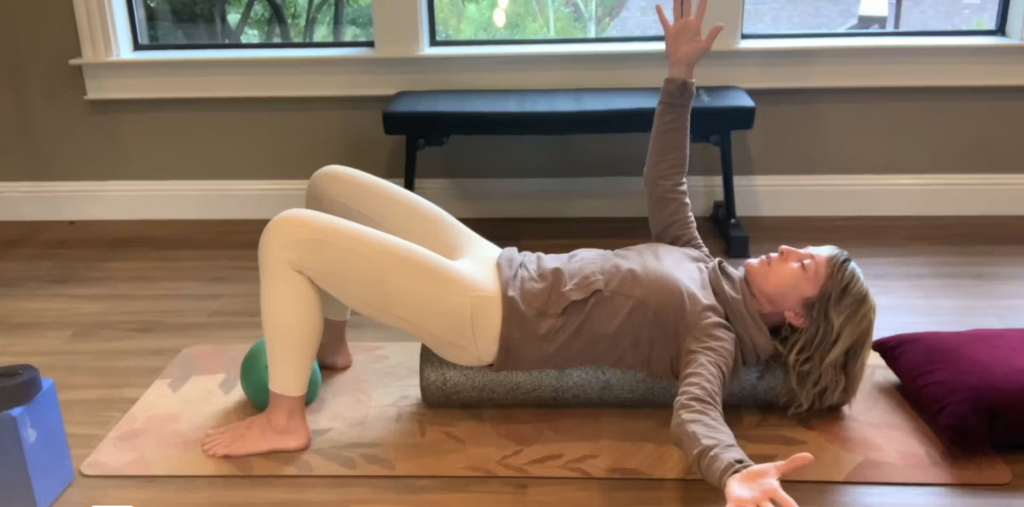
[[1008, 0, 1024, 40], [110, 0, 135, 56], [710, 0, 745, 47], [372, 0, 427, 56], [72, 0, 118, 60]]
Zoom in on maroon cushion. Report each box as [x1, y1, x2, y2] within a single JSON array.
[[872, 328, 1024, 451]]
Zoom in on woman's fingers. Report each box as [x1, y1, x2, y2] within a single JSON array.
[[656, 4, 671, 32], [705, 23, 724, 46], [759, 502, 774, 507], [774, 452, 815, 476], [680, 0, 691, 19], [694, 0, 708, 23], [773, 487, 799, 507]]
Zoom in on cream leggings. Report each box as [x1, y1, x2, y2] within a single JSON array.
[[259, 165, 504, 397]]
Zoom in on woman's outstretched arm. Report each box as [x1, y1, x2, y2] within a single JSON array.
[[644, 78, 706, 253], [644, 0, 722, 254], [672, 313, 812, 507], [670, 312, 752, 488]]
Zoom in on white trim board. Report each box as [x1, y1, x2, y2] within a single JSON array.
[[76, 40, 1024, 99], [1, 175, 1023, 221]]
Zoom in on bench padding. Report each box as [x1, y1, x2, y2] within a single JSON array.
[[383, 87, 755, 137]]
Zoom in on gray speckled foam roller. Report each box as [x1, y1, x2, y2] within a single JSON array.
[[419, 345, 786, 408]]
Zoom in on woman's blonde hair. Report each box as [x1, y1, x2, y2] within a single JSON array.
[[773, 246, 876, 415]]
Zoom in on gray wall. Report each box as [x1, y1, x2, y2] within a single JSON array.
[[3, 1, 1022, 183]]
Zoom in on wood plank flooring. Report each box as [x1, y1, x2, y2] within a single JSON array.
[[1, 217, 1022, 507]]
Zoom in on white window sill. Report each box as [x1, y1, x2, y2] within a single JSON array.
[[71, 46, 379, 63], [72, 35, 1024, 100], [71, 35, 1023, 63], [422, 34, 1024, 56], [734, 34, 1024, 50]]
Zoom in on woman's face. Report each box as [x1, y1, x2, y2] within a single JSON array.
[[744, 245, 830, 325]]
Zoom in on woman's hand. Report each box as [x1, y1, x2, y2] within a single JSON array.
[[656, 0, 724, 80], [724, 452, 814, 507]]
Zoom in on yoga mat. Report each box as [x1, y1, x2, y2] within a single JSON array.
[[81, 343, 1012, 485]]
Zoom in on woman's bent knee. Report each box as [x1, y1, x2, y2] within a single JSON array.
[[307, 165, 361, 208], [260, 209, 321, 253]]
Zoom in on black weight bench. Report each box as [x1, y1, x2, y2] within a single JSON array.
[[382, 86, 756, 258]]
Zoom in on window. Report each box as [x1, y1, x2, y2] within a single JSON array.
[[431, 0, 1012, 44], [128, 0, 373, 49], [743, 0, 1011, 37], [430, 0, 676, 44], [71, 0, 1024, 99]]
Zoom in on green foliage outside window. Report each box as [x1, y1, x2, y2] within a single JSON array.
[[135, 0, 634, 46], [433, 0, 631, 41], [137, 0, 372, 45]]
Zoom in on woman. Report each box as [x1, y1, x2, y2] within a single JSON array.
[[202, 2, 876, 506]]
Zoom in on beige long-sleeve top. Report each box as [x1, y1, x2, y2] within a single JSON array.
[[489, 78, 777, 489]]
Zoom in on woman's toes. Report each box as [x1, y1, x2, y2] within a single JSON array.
[[205, 427, 227, 437], [202, 439, 219, 453]]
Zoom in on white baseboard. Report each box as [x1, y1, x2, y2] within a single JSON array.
[[1, 175, 1023, 221]]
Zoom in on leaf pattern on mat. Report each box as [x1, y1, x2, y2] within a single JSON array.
[[925, 448, 948, 467], [523, 453, 564, 466], [336, 442, 381, 450], [166, 356, 195, 393], [738, 433, 807, 446], [429, 419, 459, 428], [462, 409, 487, 422], [260, 451, 306, 466], [310, 428, 333, 440], [497, 462, 532, 475], [387, 394, 420, 407], [746, 454, 780, 464], [562, 454, 600, 466], [607, 467, 650, 478], [756, 412, 800, 428], [316, 451, 357, 470], [441, 431, 466, 445], [724, 408, 745, 427], [218, 367, 239, 395], [225, 457, 254, 474], [359, 453, 396, 471], [463, 465, 498, 476], [562, 466, 594, 478], [499, 448, 525, 462], [293, 458, 314, 474]]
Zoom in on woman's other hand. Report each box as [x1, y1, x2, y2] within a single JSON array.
[[724, 452, 814, 507], [656, 0, 724, 80]]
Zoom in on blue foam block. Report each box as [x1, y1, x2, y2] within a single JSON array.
[[0, 378, 74, 507]]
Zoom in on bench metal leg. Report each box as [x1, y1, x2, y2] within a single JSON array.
[[404, 136, 419, 192], [710, 132, 750, 258]]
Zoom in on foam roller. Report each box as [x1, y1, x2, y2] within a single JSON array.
[[419, 345, 786, 408]]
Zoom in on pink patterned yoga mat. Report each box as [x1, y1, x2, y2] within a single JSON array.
[[81, 342, 1011, 484]]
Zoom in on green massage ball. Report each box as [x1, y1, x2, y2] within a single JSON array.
[[239, 338, 321, 411]]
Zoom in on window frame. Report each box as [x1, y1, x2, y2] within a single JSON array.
[[124, 0, 375, 50], [426, 0, 665, 47], [428, 0, 1011, 45], [71, 0, 1024, 100], [742, 0, 1014, 39]]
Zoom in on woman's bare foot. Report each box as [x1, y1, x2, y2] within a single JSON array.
[[202, 392, 311, 457], [317, 318, 353, 369]]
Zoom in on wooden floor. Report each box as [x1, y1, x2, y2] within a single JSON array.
[[1, 217, 1023, 507]]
